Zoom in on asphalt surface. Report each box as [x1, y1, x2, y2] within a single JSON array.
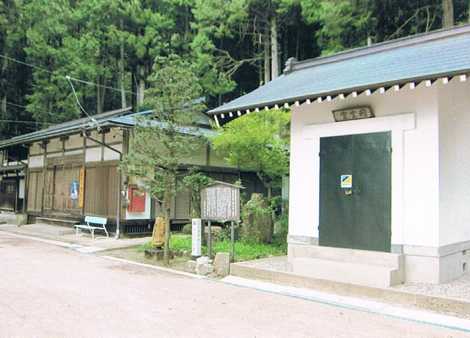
[[0, 232, 468, 338]]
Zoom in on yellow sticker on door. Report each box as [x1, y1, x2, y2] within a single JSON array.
[[340, 175, 352, 188]]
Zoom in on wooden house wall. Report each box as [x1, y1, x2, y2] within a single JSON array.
[[26, 128, 123, 220], [27, 170, 43, 212], [84, 163, 119, 218]]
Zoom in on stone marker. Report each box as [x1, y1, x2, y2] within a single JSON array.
[[196, 263, 213, 276], [185, 260, 197, 273], [196, 256, 210, 265], [195, 256, 213, 276], [214, 252, 230, 277]]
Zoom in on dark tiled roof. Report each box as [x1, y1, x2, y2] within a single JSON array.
[[0, 108, 216, 149], [209, 25, 470, 115], [0, 107, 132, 149]]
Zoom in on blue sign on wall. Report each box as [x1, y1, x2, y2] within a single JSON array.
[[70, 180, 79, 200]]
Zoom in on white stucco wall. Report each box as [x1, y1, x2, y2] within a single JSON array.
[[289, 84, 440, 248], [28, 155, 44, 168], [438, 79, 470, 246], [85, 147, 101, 162]]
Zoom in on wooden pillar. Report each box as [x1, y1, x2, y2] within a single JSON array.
[[81, 133, 87, 217], [40, 141, 48, 215], [23, 145, 30, 214]]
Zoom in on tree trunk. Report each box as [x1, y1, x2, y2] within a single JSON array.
[[96, 75, 105, 115], [442, 0, 454, 28], [263, 27, 270, 85], [137, 65, 145, 106], [163, 190, 172, 266], [270, 16, 279, 79], [119, 19, 127, 109], [1, 56, 7, 122], [1, 95, 6, 119]]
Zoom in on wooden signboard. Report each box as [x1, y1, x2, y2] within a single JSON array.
[[201, 181, 241, 222]]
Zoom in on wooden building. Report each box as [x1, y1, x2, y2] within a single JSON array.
[[0, 149, 26, 212], [0, 108, 264, 235]]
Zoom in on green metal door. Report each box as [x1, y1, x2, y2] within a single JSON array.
[[319, 132, 391, 252]]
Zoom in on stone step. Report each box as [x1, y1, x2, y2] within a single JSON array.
[[289, 245, 402, 268], [290, 257, 404, 288]]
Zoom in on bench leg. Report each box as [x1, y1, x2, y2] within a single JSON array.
[[91, 229, 95, 240]]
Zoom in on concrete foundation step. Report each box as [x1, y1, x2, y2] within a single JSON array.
[[36, 217, 79, 228], [290, 257, 403, 288], [289, 245, 402, 268]]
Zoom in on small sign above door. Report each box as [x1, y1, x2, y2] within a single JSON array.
[[332, 106, 374, 122], [340, 175, 352, 188]]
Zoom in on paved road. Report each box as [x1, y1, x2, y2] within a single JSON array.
[[0, 232, 467, 338]]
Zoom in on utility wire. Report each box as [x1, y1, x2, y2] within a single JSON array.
[[1, 53, 206, 115], [6, 100, 55, 116], [0, 119, 54, 125], [5, 101, 27, 109], [65, 75, 101, 132], [0, 53, 137, 96]]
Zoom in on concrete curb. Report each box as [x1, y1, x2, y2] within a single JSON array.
[[230, 262, 470, 319], [0, 227, 146, 252], [101, 255, 206, 280]]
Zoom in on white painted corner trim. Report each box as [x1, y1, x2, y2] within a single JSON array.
[[301, 113, 416, 246]]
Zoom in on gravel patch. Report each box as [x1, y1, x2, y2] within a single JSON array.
[[393, 272, 470, 302]]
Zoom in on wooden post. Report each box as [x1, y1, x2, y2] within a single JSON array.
[[40, 141, 47, 215], [23, 145, 30, 214], [115, 153, 122, 239], [207, 220, 212, 259], [81, 133, 86, 217], [230, 221, 235, 262]]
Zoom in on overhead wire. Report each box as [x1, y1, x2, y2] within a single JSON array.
[[6, 100, 55, 116], [0, 119, 54, 125], [0, 53, 137, 96], [0, 53, 207, 120]]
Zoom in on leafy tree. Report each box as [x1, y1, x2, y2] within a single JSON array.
[[121, 55, 205, 265], [211, 109, 290, 200], [182, 170, 213, 218]]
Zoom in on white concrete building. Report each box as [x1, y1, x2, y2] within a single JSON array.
[[209, 25, 470, 286]]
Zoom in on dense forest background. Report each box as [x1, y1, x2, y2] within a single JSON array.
[[0, 0, 469, 139]]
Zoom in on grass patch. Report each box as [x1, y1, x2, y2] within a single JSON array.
[[137, 233, 287, 262]]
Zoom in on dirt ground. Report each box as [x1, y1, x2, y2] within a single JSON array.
[[104, 246, 190, 272], [1, 232, 468, 338]]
